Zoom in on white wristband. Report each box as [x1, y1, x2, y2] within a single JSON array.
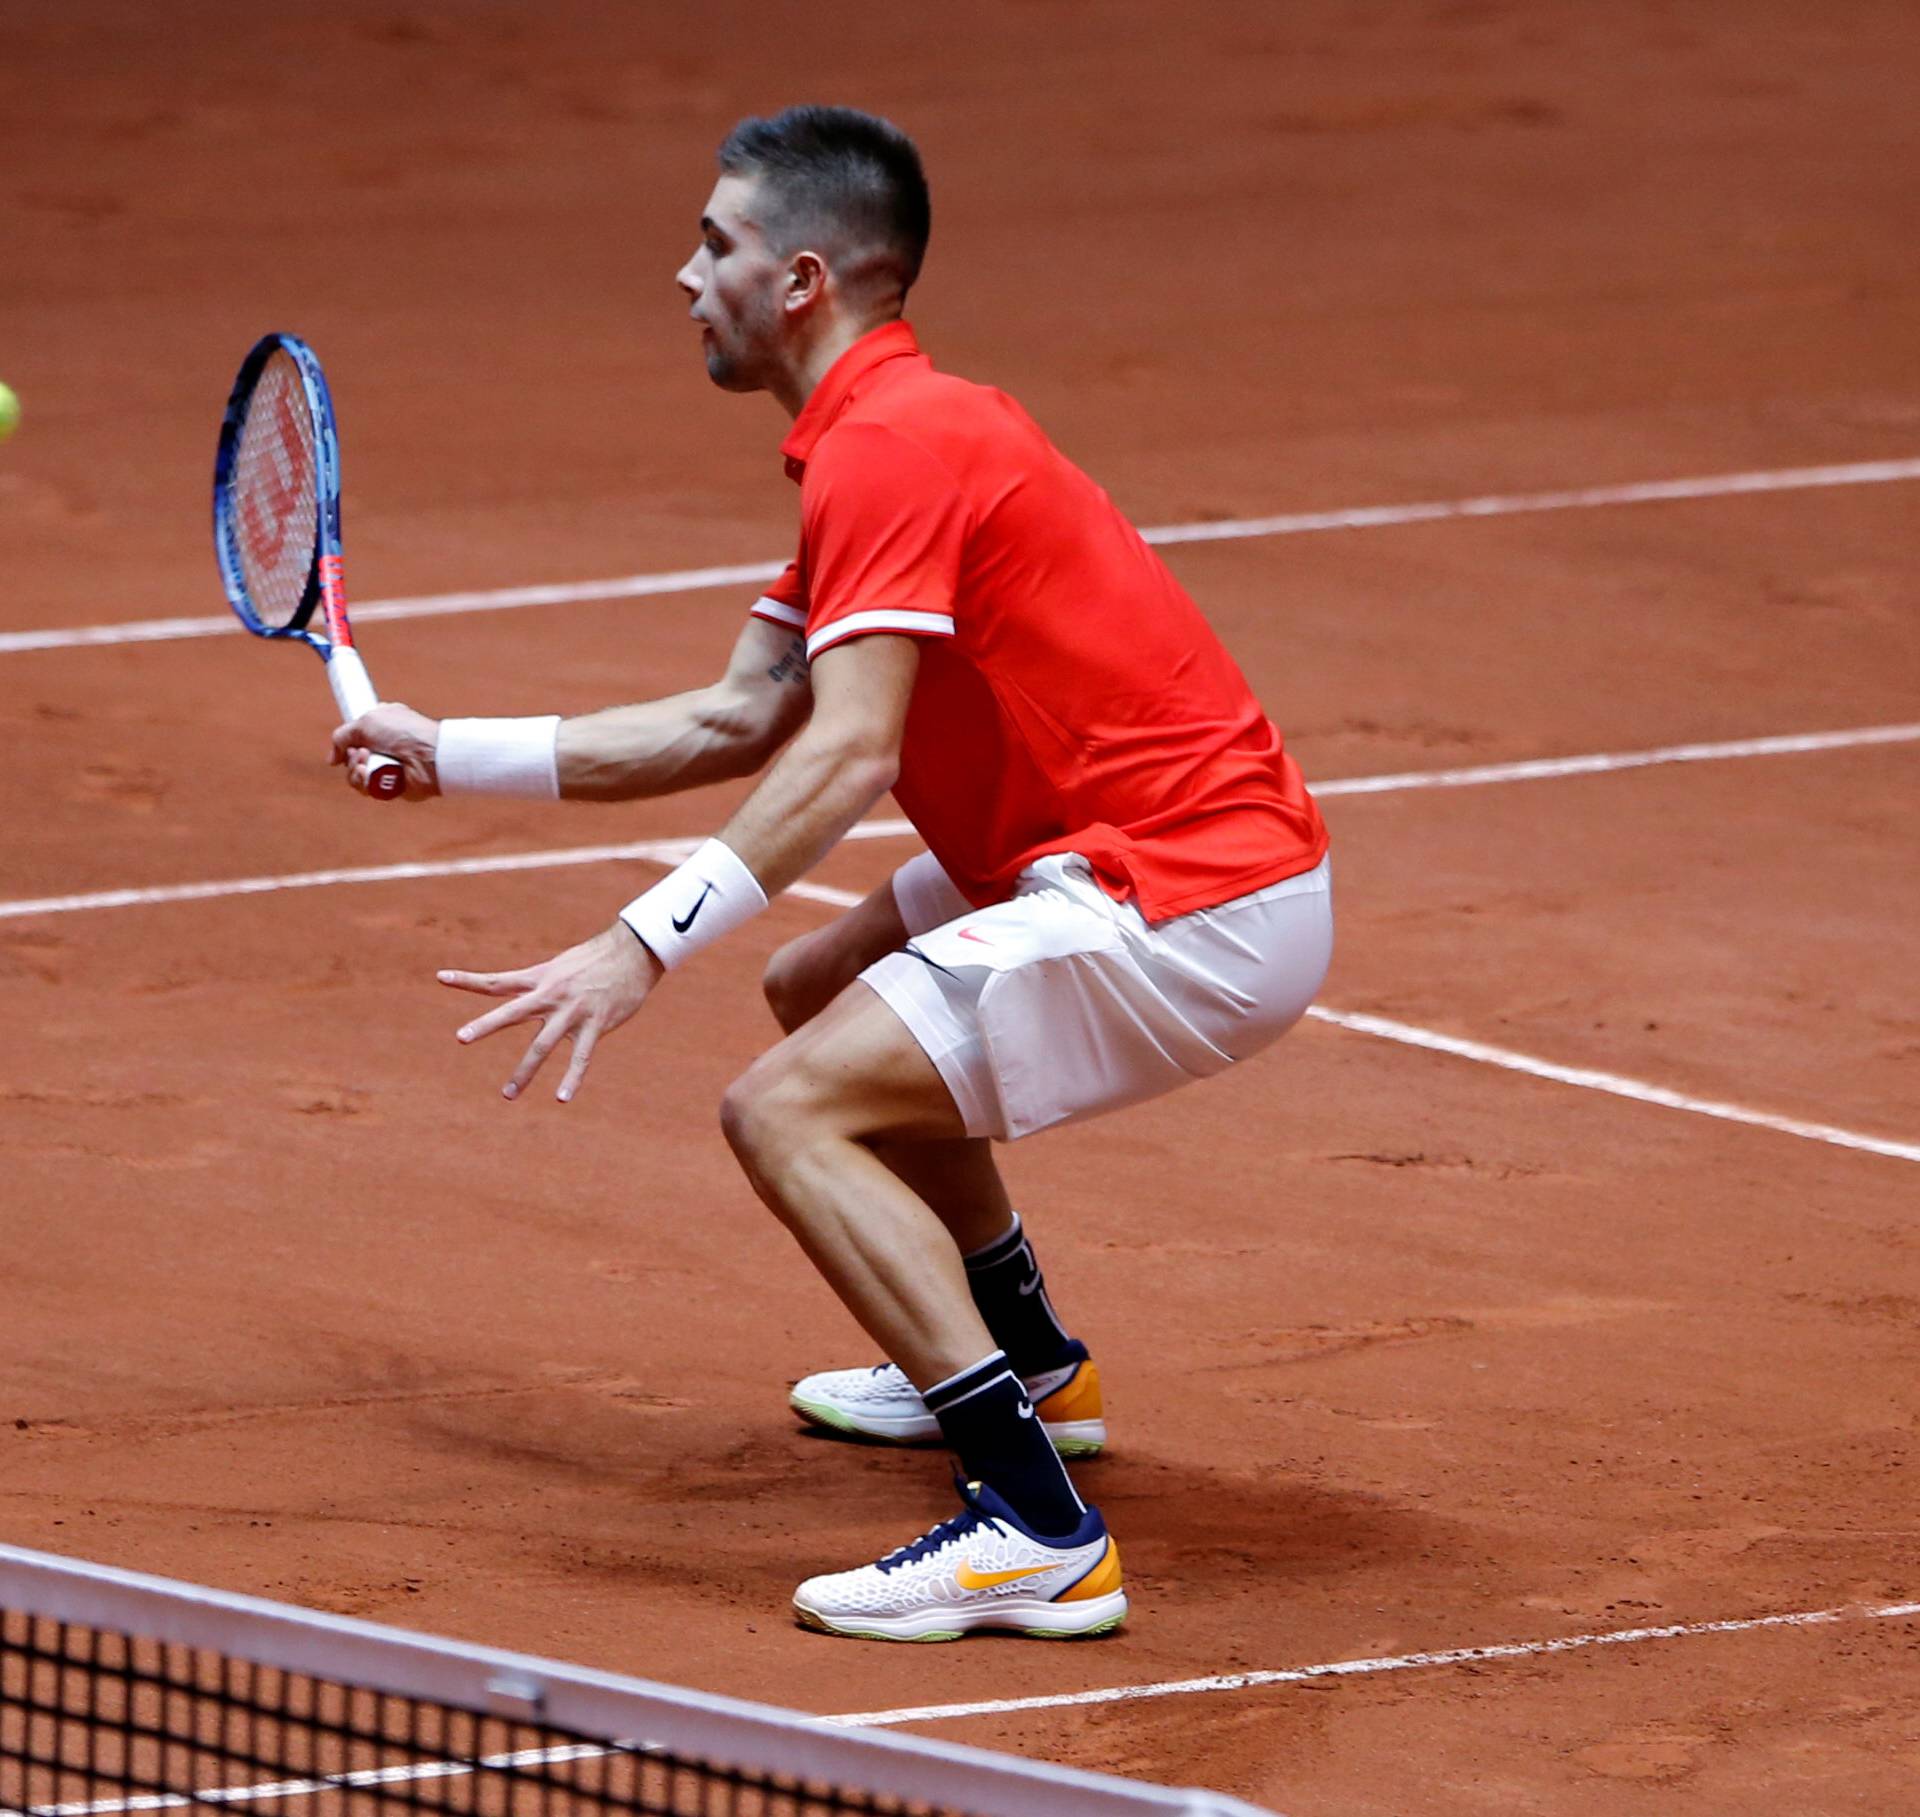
[[619, 838, 768, 970], [434, 717, 561, 798]]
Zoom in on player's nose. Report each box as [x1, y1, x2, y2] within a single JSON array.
[[674, 257, 700, 297]]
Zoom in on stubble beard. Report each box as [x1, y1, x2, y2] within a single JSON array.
[[702, 291, 779, 394], [704, 337, 747, 389]]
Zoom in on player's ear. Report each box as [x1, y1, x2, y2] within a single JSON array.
[[783, 251, 827, 314]]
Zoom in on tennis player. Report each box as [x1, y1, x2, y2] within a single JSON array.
[[334, 107, 1331, 1642]]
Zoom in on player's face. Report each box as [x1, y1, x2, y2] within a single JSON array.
[[676, 177, 787, 393]]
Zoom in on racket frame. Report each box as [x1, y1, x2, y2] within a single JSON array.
[[213, 332, 401, 797]]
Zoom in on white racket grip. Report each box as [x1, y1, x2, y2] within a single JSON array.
[[327, 646, 405, 801]]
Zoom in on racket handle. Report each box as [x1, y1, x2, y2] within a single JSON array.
[[327, 646, 406, 801]]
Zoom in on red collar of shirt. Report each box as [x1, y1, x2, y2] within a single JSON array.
[[780, 320, 922, 481]]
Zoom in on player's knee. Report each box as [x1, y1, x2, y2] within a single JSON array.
[[763, 927, 861, 1034], [760, 937, 822, 1034], [720, 1052, 812, 1173]]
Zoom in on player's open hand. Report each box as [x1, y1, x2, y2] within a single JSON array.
[[438, 925, 665, 1103], [332, 703, 441, 800]]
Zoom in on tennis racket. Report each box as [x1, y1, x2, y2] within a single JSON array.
[[213, 332, 404, 799]]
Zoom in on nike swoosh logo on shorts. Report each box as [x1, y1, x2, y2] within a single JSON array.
[[957, 927, 992, 945], [1016, 1273, 1043, 1297], [672, 883, 716, 934], [955, 1559, 1054, 1590]]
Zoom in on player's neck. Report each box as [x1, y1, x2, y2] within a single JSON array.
[[773, 312, 895, 419]]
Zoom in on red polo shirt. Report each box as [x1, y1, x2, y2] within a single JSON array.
[[750, 322, 1327, 923]]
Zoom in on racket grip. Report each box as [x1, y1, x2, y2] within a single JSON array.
[[327, 646, 406, 801]]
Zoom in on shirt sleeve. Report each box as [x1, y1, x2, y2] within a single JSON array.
[[798, 422, 966, 660], [747, 560, 807, 630]]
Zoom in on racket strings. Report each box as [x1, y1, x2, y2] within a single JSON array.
[[231, 351, 319, 631]]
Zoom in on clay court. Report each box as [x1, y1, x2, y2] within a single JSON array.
[[4, 2, 1918, 1810]]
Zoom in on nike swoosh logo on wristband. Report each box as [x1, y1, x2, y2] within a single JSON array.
[[672, 882, 716, 934]]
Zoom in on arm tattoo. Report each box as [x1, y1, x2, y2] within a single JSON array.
[[766, 636, 810, 686]]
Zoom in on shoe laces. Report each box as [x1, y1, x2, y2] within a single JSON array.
[[876, 1478, 998, 1574]]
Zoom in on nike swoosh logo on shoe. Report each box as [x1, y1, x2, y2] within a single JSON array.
[[955, 1560, 1056, 1590]]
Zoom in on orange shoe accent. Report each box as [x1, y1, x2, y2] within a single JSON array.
[[955, 1560, 1057, 1591], [1036, 1360, 1103, 1424], [1056, 1537, 1122, 1602]]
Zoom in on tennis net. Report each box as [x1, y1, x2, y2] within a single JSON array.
[[0, 1543, 1274, 1817]]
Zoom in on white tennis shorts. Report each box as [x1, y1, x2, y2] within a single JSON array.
[[861, 850, 1333, 1142]]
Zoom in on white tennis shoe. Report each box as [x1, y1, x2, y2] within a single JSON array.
[[793, 1478, 1126, 1642], [788, 1351, 1107, 1456]]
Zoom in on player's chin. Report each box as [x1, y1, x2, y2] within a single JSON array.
[[703, 349, 761, 394]]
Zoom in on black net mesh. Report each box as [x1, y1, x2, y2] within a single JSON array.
[[0, 1611, 951, 1817]]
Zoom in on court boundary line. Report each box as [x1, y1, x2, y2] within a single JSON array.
[[4, 721, 1914, 926], [23, 1594, 1919, 1811], [4, 455, 1918, 655], [23, 1599, 1920, 1815], [1304, 1007, 1920, 1164], [824, 1597, 1920, 1729], [3, 725, 1916, 1167]]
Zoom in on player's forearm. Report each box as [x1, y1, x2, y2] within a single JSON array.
[[556, 686, 774, 802], [716, 722, 899, 897]]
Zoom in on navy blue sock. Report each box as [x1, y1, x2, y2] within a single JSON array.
[[923, 1350, 1085, 1540], [963, 1214, 1077, 1377]]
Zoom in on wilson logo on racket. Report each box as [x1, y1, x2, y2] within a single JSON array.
[[239, 384, 311, 567]]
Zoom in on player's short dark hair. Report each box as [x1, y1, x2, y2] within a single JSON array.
[[717, 106, 930, 292]]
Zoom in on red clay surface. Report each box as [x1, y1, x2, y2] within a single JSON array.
[[4, 3, 1918, 1812]]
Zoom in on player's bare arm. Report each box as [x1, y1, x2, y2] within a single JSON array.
[[710, 632, 915, 893], [437, 633, 918, 1103], [559, 617, 814, 800], [328, 615, 812, 801]]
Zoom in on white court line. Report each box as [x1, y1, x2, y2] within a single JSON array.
[[0, 834, 880, 922], [5, 456, 1918, 654], [5, 721, 1916, 925], [28, 1745, 614, 1815], [826, 1598, 1920, 1729], [32, 1598, 1920, 1813], [783, 877, 1910, 1176], [3, 726, 1914, 1167], [1311, 722, 1920, 797], [1304, 1008, 1920, 1164]]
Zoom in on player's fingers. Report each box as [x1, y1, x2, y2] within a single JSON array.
[[556, 1023, 600, 1104], [330, 721, 356, 762], [455, 993, 544, 1046], [503, 1012, 572, 1101], [439, 967, 538, 997]]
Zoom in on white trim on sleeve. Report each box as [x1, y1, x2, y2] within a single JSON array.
[[806, 610, 956, 659], [749, 595, 808, 628]]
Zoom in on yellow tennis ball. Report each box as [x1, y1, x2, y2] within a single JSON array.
[[0, 383, 19, 442]]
